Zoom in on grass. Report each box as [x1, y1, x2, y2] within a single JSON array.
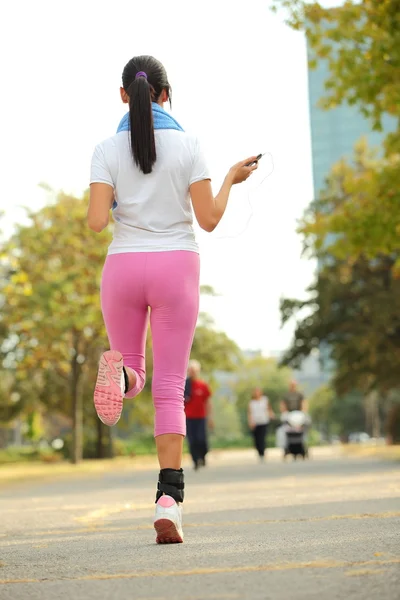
[[0, 454, 161, 485], [0, 446, 62, 465]]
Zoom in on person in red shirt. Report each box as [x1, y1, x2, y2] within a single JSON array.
[[184, 360, 213, 470]]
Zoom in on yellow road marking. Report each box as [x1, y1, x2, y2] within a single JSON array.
[[2, 510, 398, 544], [129, 596, 239, 600], [346, 568, 387, 577], [1, 558, 399, 585]]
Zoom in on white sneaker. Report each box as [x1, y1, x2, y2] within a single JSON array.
[[154, 495, 183, 544]]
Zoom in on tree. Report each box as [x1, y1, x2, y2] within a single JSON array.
[[191, 326, 241, 375], [385, 389, 400, 444], [309, 385, 366, 441], [301, 139, 400, 274], [273, 1, 400, 439], [0, 191, 110, 463], [273, 1, 400, 260], [273, 0, 400, 152], [280, 151, 400, 439], [0, 192, 245, 459], [280, 141, 400, 396], [212, 398, 242, 441], [281, 253, 400, 394]]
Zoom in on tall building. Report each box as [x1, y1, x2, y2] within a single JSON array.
[[308, 54, 393, 196]]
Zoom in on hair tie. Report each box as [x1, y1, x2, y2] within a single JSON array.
[[135, 71, 148, 80]]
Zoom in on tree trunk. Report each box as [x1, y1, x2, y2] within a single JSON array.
[[365, 391, 381, 439], [96, 418, 105, 459], [71, 342, 82, 464], [95, 421, 115, 459], [107, 427, 114, 458], [371, 392, 381, 439], [13, 419, 23, 446], [386, 404, 400, 445]]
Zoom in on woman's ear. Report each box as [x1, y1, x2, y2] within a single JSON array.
[[160, 88, 169, 103], [120, 87, 129, 104]]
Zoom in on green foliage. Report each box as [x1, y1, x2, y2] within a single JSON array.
[[273, 1, 400, 261], [280, 150, 400, 395], [0, 191, 111, 462], [199, 285, 219, 297], [62, 427, 113, 460], [273, 1, 400, 440], [273, 0, 400, 152], [309, 385, 365, 439], [301, 140, 400, 275], [0, 192, 245, 460], [212, 398, 242, 441], [191, 326, 241, 375], [25, 411, 45, 444], [281, 252, 400, 395], [0, 446, 61, 465]]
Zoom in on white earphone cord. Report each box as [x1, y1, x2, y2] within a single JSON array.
[[213, 152, 275, 240]]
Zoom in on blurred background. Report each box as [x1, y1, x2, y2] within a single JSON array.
[[1, 0, 399, 467]]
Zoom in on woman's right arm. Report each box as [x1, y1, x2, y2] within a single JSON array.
[[190, 157, 258, 233]]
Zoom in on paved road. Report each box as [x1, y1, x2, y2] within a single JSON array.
[[0, 449, 399, 600]]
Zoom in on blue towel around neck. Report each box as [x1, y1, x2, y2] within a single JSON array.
[[117, 102, 184, 133]]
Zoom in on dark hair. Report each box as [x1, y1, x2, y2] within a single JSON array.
[[122, 55, 171, 175]]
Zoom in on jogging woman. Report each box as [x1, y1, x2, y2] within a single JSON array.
[[88, 55, 258, 544]]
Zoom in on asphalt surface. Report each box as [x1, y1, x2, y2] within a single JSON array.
[[0, 448, 399, 600]]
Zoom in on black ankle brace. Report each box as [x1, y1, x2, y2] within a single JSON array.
[[122, 367, 129, 394], [156, 468, 184, 504]]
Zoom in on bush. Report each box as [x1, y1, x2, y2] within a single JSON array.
[[213, 398, 242, 440], [119, 435, 157, 456], [0, 446, 61, 465]]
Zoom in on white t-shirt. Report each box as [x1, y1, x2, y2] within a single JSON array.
[[249, 397, 270, 426], [90, 129, 210, 254]]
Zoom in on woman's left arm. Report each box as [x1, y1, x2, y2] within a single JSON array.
[[88, 183, 114, 232]]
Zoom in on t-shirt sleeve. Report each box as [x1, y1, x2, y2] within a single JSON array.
[[90, 144, 114, 188], [190, 138, 211, 185]]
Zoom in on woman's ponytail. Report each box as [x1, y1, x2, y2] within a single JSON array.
[[128, 74, 156, 175], [122, 56, 171, 175]]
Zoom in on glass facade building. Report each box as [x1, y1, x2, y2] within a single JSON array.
[[308, 56, 393, 196]]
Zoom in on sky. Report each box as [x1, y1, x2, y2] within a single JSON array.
[[1, 0, 320, 355]]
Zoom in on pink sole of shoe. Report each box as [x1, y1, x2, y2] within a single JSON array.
[[94, 351, 124, 427], [154, 519, 183, 544]]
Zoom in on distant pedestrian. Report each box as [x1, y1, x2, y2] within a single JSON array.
[[248, 388, 274, 462], [280, 380, 307, 414], [184, 360, 213, 470]]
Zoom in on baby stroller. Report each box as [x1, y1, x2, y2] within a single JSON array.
[[281, 411, 311, 460]]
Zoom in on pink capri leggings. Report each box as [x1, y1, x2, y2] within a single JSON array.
[[101, 251, 200, 438]]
